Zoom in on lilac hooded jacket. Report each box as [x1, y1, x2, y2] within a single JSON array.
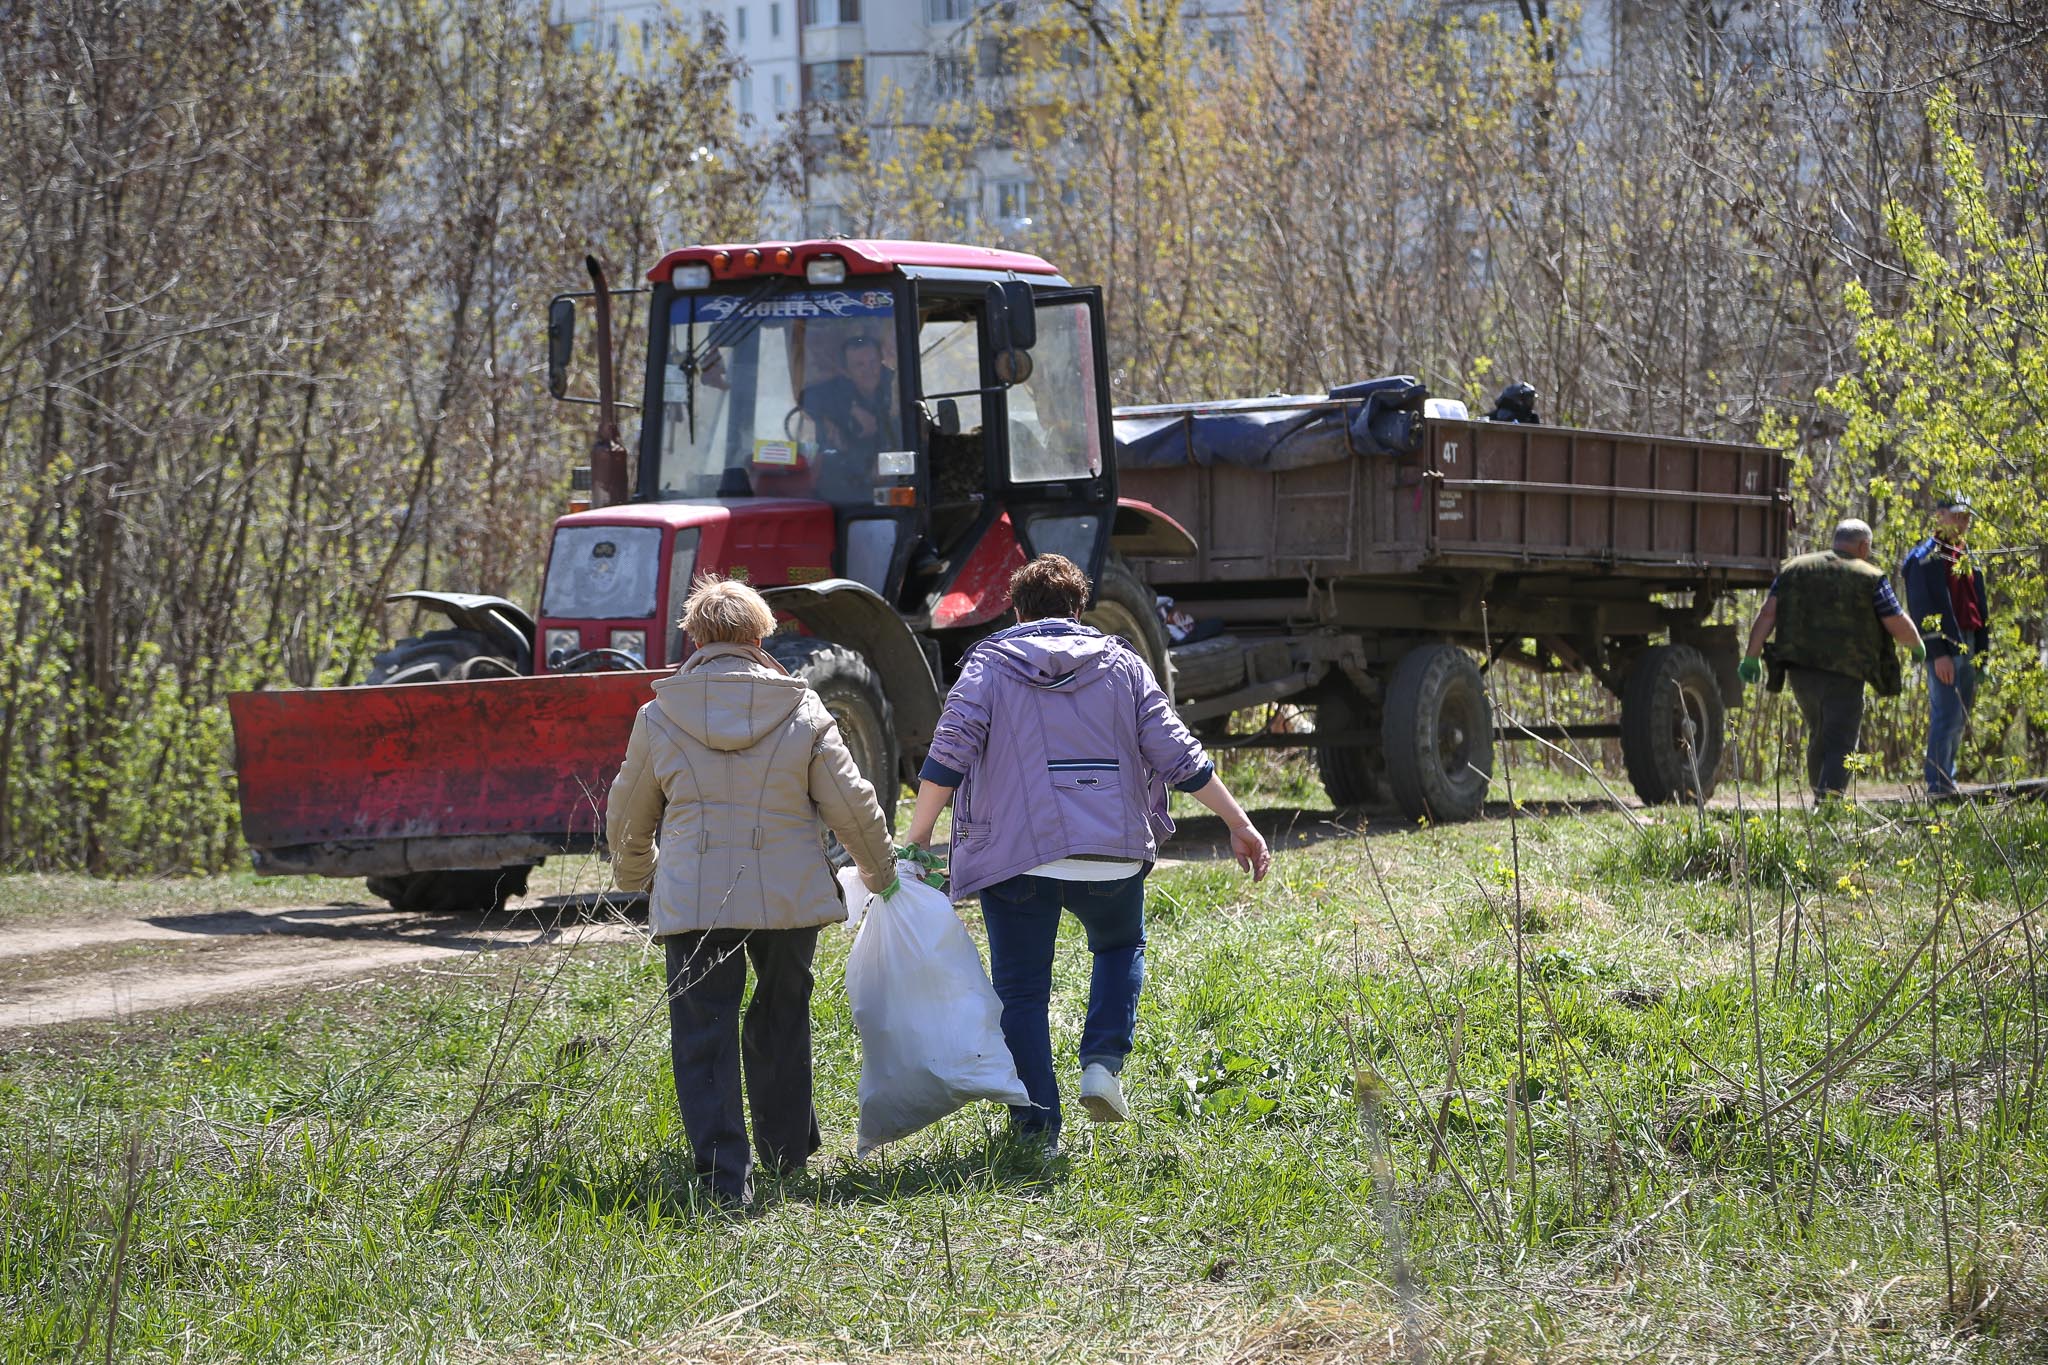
[[919, 619, 1215, 900]]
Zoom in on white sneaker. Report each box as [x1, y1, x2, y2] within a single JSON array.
[[1080, 1063, 1130, 1123]]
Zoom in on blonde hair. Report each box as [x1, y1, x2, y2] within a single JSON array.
[[681, 575, 777, 645]]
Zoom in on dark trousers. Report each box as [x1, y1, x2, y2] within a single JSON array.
[[664, 927, 821, 1206], [978, 867, 1149, 1139], [1787, 666, 1866, 798]]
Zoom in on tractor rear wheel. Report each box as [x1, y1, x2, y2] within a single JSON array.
[[767, 636, 899, 858], [1082, 556, 1174, 697], [363, 628, 535, 914]]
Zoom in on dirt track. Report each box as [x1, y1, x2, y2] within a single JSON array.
[[0, 897, 645, 1032], [6, 779, 2034, 1034]]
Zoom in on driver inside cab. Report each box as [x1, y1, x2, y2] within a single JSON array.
[[801, 334, 898, 503]]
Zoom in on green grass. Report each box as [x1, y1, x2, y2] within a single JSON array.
[[6, 760, 2048, 1361], [0, 869, 346, 923]]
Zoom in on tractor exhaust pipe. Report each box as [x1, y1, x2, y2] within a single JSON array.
[[585, 254, 629, 508]]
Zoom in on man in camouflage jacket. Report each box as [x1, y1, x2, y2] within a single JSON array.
[[1738, 519, 1926, 799]]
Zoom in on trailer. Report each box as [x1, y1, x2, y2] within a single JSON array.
[[1113, 382, 1789, 820]]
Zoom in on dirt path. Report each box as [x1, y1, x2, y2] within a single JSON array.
[[0, 898, 645, 1031], [9, 776, 2036, 1033]]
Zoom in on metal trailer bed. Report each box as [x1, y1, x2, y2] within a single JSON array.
[[1111, 386, 1791, 819]]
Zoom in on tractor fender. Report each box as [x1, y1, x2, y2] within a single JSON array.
[[1111, 498, 1198, 559], [387, 591, 535, 673], [759, 579, 941, 750]]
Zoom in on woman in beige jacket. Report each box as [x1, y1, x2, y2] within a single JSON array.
[[608, 577, 896, 1208]]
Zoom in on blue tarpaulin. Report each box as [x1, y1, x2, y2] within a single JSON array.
[[1112, 376, 1428, 472]]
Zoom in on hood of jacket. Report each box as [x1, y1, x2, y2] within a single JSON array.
[[651, 642, 809, 751], [973, 618, 1122, 693]]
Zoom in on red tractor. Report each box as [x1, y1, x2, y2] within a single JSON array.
[[229, 239, 1191, 912]]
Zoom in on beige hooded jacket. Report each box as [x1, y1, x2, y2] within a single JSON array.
[[606, 642, 894, 939]]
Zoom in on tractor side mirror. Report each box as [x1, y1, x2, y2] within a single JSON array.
[[984, 281, 1037, 388], [1000, 280, 1036, 350], [933, 398, 961, 435], [546, 296, 576, 400]]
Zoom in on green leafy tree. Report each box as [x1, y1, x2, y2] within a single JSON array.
[[1818, 86, 2048, 772]]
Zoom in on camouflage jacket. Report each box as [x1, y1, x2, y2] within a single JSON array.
[[1766, 550, 1903, 696]]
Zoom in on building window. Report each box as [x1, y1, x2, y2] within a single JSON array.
[[927, 0, 968, 19], [840, 0, 859, 21], [736, 5, 747, 38], [772, 71, 788, 110], [977, 36, 1009, 77], [802, 58, 861, 104], [770, 1, 781, 34], [932, 52, 973, 97], [737, 76, 753, 114], [944, 196, 974, 228], [994, 179, 1032, 221], [804, 203, 843, 236], [801, 0, 818, 25]]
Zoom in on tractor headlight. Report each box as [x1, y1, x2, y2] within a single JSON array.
[[674, 263, 712, 290], [804, 254, 848, 286], [610, 629, 647, 664], [545, 629, 580, 665]]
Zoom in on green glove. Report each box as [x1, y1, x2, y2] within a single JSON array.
[[895, 844, 948, 889], [1737, 655, 1762, 685], [1909, 641, 1927, 664]]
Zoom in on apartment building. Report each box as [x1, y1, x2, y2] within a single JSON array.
[[554, 0, 1245, 240]]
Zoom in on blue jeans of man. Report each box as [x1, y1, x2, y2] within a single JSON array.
[[978, 867, 1149, 1138], [1924, 655, 1977, 794]]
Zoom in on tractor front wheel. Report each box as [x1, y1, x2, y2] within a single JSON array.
[[362, 628, 535, 914]]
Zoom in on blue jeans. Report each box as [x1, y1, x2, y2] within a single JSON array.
[[1924, 655, 1977, 794], [978, 867, 1149, 1138]]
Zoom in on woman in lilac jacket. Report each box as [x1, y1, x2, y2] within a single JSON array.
[[904, 554, 1270, 1147]]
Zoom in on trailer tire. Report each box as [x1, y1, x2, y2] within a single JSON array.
[[1314, 689, 1382, 808], [1620, 644, 1724, 805], [1169, 634, 1246, 702], [366, 866, 532, 916], [1382, 644, 1493, 823], [1083, 556, 1174, 699], [363, 629, 535, 913], [766, 636, 899, 856]]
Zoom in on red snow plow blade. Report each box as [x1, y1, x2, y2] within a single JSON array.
[[227, 671, 659, 877]]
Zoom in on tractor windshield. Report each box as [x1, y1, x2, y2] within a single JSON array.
[[659, 285, 903, 503]]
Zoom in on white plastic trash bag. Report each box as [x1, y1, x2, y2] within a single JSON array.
[[845, 861, 1030, 1154], [835, 864, 871, 931]]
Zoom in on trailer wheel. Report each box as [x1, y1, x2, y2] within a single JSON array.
[[1382, 644, 1493, 823], [767, 636, 899, 856], [364, 629, 534, 913], [1620, 644, 1724, 805], [1314, 689, 1382, 808], [1169, 634, 1246, 703], [1082, 556, 1174, 698]]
